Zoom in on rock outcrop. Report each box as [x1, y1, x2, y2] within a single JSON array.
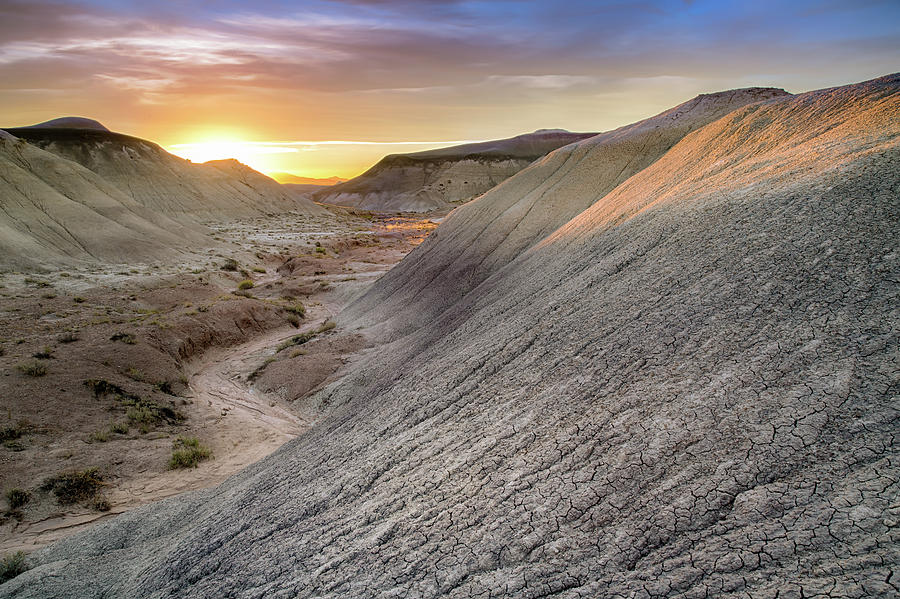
[[3, 75, 898, 598], [313, 130, 597, 212]]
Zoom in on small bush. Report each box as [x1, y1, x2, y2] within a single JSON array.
[[84, 379, 183, 429], [72, 296, 86, 303], [110, 331, 136, 344], [124, 368, 144, 381], [41, 468, 104, 505], [57, 331, 79, 343], [221, 258, 239, 271], [23, 278, 50, 288], [168, 437, 212, 469], [5, 488, 29, 509], [285, 303, 305, 317], [16, 360, 47, 377], [0, 422, 27, 443], [237, 279, 254, 290], [32, 346, 54, 359], [252, 267, 266, 273], [0, 551, 27, 583], [286, 314, 300, 327], [154, 381, 175, 396], [315, 246, 326, 254], [89, 430, 109, 443], [110, 421, 129, 434]]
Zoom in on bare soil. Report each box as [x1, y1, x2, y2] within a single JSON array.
[[0, 210, 439, 553]]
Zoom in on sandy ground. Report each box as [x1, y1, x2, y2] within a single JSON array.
[[0, 209, 441, 554]]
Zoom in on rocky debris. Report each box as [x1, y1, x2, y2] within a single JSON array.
[[3, 75, 898, 598], [314, 129, 597, 212]]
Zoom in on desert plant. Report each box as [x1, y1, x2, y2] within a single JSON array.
[[72, 296, 85, 303], [32, 346, 54, 359], [221, 258, 239, 271], [168, 437, 212, 469], [41, 468, 104, 505], [110, 421, 129, 434], [252, 267, 266, 273], [315, 246, 326, 254], [5, 488, 29, 509], [110, 331, 136, 344], [154, 381, 175, 395], [237, 279, 254, 290], [89, 430, 110, 443], [57, 331, 79, 343], [285, 314, 300, 327], [285, 303, 305, 317], [16, 360, 47, 377], [0, 551, 27, 583]]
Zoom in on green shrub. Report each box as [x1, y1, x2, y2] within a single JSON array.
[[110, 331, 136, 344], [285, 314, 300, 328], [16, 360, 47, 377], [285, 303, 305, 317], [168, 437, 212, 469], [252, 267, 266, 273], [72, 296, 85, 303], [110, 422, 129, 434], [89, 430, 109, 443], [0, 551, 27, 583], [221, 258, 239, 271], [32, 346, 53, 359], [315, 246, 326, 254], [154, 381, 175, 396], [84, 379, 183, 429], [5, 488, 29, 509], [41, 468, 104, 505], [237, 279, 254, 290]]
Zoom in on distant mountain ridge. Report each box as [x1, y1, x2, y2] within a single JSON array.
[[313, 129, 597, 212]]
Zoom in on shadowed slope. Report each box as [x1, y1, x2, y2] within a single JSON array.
[[2, 127, 327, 220], [343, 86, 789, 339], [314, 130, 597, 212], [0, 132, 205, 271], [3, 75, 898, 598]]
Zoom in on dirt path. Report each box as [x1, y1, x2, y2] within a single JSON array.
[[2, 308, 336, 554]]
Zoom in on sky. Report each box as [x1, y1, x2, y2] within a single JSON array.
[[1, 0, 898, 180]]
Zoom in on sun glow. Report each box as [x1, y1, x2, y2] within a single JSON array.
[[167, 139, 298, 175]]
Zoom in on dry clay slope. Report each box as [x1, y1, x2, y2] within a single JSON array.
[[342, 86, 789, 338], [3, 75, 899, 598], [3, 125, 327, 220], [313, 129, 596, 212], [0, 130, 204, 271]]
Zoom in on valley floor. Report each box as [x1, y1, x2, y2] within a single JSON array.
[[0, 209, 439, 553]]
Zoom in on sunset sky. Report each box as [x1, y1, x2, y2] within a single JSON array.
[[1, 0, 898, 180]]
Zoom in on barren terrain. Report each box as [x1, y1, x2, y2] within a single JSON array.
[[0, 210, 438, 553]]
